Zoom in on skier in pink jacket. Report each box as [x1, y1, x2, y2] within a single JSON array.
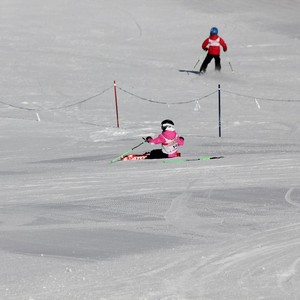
[[145, 119, 184, 159], [199, 27, 227, 73]]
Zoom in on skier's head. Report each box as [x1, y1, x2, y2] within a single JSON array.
[[161, 119, 175, 131], [210, 27, 218, 36]]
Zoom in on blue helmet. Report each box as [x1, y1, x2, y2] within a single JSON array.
[[210, 27, 218, 36]]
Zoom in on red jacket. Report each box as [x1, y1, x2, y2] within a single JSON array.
[[202, 34, 227, 55]]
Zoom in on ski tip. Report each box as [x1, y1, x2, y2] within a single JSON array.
[[161, 156, 224, 163], [110, 158, 120, 163], [178, 69, 201, 75]]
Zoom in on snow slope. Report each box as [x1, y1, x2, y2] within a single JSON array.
[[1, 0, 300, 299]]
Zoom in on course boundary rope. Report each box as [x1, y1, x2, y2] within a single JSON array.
[[221, 90, 300, 103], [117, 86, 217, 104], [1, 84, 300, 113]]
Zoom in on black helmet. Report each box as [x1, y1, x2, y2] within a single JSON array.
[[161, 119, 175, 131]]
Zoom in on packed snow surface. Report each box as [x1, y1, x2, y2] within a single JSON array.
[[1, 0, 300, 299]]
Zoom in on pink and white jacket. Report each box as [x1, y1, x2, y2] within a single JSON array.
[[148, 130, 184, 158]]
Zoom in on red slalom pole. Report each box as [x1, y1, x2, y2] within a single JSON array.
[[114, 80, 120, 128]]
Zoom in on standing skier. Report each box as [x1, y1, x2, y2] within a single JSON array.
[[199, 27, 227, 73], [145, 119, 184, 159]]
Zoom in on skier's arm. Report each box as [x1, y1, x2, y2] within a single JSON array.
[[220, 38, 227, 52], [177, 136, 184, 146], [147, 134, 165, 145], [202, 39, 209, 51]]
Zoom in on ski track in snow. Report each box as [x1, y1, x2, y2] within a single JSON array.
[[128, 223, 300, 299], [161, 181, 300, 298], [285, 187, 300, 208], [164, 179, 206, 233]]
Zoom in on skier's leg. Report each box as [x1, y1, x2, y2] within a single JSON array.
[[146, 149, 168, 159], [199, 54, 213, 73], [214, 56, 221, 71]]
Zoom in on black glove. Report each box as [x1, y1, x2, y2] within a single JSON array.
[[204, 48, 208, 51], [180, 136, 184, 141], [145, 136, 152, 142]]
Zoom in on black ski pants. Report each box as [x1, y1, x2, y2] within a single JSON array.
[[200, 54, 221, 72], [145, 149, 168, 159]]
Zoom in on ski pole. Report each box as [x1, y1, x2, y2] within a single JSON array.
[[110, 140, 146, 163], [226, 54, 234, 72], [193, 59, 200, 69]]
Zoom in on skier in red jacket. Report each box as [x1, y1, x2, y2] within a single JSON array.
[[199, 27, 227, 73]]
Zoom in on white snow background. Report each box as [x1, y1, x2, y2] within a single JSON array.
[[1, 0, 300, 299]]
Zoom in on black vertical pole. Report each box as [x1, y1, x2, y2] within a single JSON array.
[[218, 84, 221, 137], [114, 80, 120, 128]]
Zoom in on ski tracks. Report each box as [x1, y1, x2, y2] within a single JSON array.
[[285, 187, 300, 208], [164, 179, 208, 234], [161, 183, 300, 298], [277, 256, 300, 294], [144, 224, 300, 299]]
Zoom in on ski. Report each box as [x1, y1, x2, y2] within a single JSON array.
[[161, 156, 224, 163], [110, 140, 146, 163], [120, 153, 149, 161], [118, 152, 181, 162], [178, 69, 201, 75]]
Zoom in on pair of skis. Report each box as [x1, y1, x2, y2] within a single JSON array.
[[179, 55, 234, 76], [110, 140, 223, 163]]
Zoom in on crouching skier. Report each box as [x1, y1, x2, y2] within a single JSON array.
[[145, 119, 184, 159]]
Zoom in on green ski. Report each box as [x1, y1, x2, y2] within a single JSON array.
[[162, 156, 224, 163]]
